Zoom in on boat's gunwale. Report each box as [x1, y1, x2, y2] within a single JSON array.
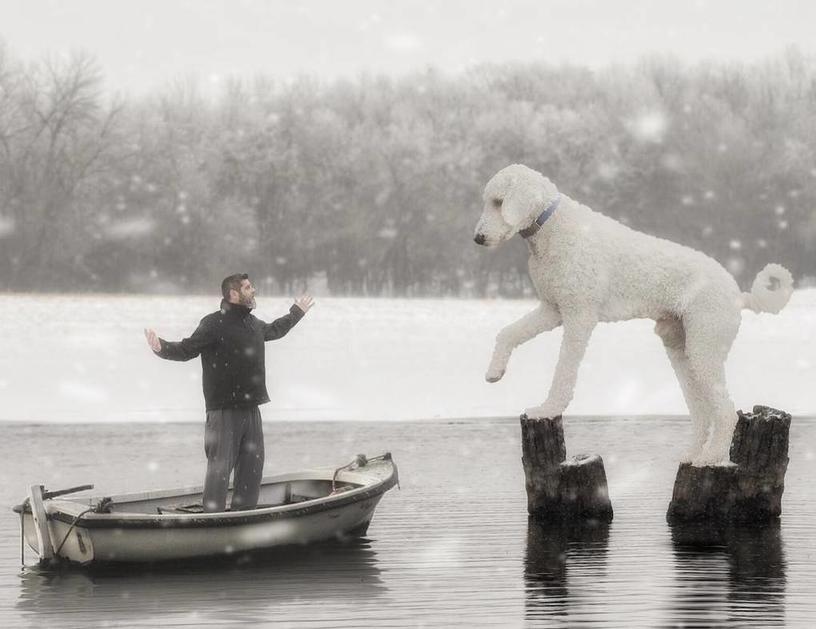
[[29, 460, 398, 530], [85, 469, 345, 507]]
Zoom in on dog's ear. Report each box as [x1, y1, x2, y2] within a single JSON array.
[[501, 178, 544, 228]]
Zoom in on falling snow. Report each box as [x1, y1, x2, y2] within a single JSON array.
[[105, 217, 156, 240], [726, 257, 745, 275], [0, 216, 15, 238], [631, 111, 668, 143]]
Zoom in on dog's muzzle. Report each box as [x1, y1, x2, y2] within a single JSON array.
[[474, 233, 486, 246]]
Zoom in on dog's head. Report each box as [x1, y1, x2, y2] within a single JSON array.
[[473, 164, 559, 247]]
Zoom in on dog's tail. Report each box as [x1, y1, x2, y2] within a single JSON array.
[[741, 263, 794, 314]]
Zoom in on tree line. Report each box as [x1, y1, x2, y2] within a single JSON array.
[[1, 42, 814, 296]]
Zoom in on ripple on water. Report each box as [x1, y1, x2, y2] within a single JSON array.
[[1, 418, 814, 627]]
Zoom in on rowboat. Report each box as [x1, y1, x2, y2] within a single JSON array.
[[14, 453, 398, 566]]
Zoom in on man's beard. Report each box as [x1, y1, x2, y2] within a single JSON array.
[[239, 294, 256, 309]]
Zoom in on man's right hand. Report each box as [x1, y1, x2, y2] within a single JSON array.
[[294, 295, 315, 314], [144, 328, 161, 353]]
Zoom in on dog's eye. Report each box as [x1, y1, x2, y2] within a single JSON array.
[[492, 198, 502, 208]]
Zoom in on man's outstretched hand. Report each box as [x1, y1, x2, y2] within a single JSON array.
[[144, 328, 161, 353], [294, 295, 315, 314]]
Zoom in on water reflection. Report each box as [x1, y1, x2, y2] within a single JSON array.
[[17, 538, 385, 624], [670, 521, 786, 627], [524, 517, 611, 624]]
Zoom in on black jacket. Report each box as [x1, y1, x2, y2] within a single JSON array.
[[157, 300, 304, 411]]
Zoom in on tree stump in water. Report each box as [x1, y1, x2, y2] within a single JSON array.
[[667, 405, 791, 524], [520, 414, 613, 521]]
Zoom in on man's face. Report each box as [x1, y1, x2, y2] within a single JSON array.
[[234, 279, 256, 309]]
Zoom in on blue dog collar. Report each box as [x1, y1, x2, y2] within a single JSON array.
[[519, 194, 560, 239]]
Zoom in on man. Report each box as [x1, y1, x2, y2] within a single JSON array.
[[144, 274, 314, 512]]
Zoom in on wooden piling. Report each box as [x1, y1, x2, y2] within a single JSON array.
[[667, 405, 791, 523], [520, 415, 613, 521]]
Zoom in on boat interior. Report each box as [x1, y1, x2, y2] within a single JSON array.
[[100, 478, 362, 515]]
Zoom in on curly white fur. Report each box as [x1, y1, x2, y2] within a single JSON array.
[[475, 164, 794, 466]]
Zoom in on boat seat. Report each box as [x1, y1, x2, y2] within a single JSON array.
[[156, 504, 205, 514], [155, 494, 315, 514]]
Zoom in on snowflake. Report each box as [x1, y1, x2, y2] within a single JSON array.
[[106, 218, 155, 239], [661, 153, 683, 171], [0, 216, 15, 238], [631, 111, 668, 143], [727, 257, 745, 275], [597, 162, 619, 180]]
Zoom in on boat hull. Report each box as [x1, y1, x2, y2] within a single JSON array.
[[17, 455, 397, 565]]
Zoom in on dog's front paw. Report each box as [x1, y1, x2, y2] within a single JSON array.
[[523, 404, 563, 420], [485, 367, 505, 383], [485, 360, 507, 383]]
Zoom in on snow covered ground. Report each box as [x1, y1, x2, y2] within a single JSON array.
[[0, 291, 813, 422]]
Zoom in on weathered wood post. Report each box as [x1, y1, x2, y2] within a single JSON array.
[[27, 484, 54, 566], [520, 414, 613, 521], [667, 405, 791, 523]]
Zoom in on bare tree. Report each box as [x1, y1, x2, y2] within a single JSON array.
[[0, 50, 123, 289]]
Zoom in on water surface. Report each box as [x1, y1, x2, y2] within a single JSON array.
[[1, 417, 814, 627]]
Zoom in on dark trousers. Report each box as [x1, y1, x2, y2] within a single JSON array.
[[203, 406, 265, 512]]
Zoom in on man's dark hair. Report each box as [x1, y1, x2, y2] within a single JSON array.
[[221, 273, 249, 299]]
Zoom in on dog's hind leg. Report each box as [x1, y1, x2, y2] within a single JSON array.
[[654, 317, 711, 462], [486, 302, 561, 383], [682, 305, 741, 466], [691, 361, 737, 466], [525, 311, 597, 419]]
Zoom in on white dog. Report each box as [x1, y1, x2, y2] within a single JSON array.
[[474, 164, 793, 466]]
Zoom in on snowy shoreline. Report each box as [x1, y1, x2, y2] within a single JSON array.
[[0, 290, 813, 423]]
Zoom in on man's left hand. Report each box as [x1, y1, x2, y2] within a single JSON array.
[[294, 295, 315, 314]]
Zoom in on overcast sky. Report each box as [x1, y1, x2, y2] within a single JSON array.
[[1, 0, 814, 95]]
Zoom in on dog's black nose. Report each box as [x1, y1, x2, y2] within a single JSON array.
[[474, 233, 486, 245]]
